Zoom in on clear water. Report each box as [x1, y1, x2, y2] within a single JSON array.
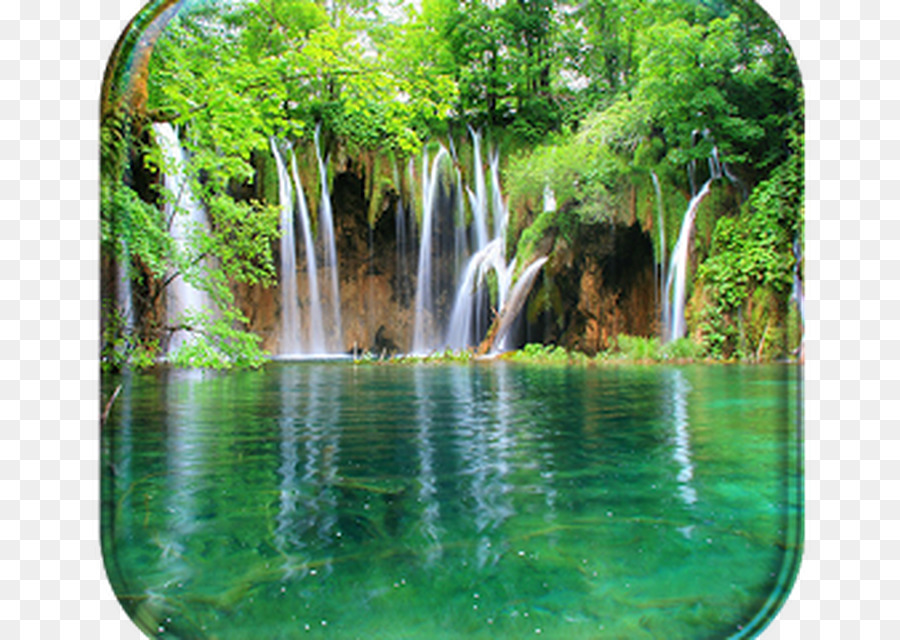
[[101, 363, 801, 639]]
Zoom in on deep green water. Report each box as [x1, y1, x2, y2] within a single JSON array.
[[101, 362, 801, 640]]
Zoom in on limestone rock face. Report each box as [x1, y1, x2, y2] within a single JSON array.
[[540, 221, 657, 355]]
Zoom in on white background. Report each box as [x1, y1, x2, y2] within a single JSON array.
[[1, 0, 895, 637]]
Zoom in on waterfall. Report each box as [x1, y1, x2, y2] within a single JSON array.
[[411, 145, 450, 354], [445, 238, 503, 349], [410, 129, 536, 354], [468, 126, 490, 252], [270, 139, 304, 354], [289, 149, 328, 353], [115, 239, 134, 333], [489, 147, 507, 242], [543, 184, 557, 213], [154, 122, 211, 355], [444, 129, 515, 351], [663, 143, 724, 342], [651, 171, 668, 334], [314, 123, 343, 352], [490, 257, 549, 355], [664, 179, 713, 342], [791, 234, 805, 327], [453, 164, 469, 282]]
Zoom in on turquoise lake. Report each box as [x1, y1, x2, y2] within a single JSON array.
[[101, 362, 801, 639]]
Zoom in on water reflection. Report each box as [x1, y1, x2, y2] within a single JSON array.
[[101, 363, 799, 640], [104, 375, 135, 578], [302, 369, 341, 559], [274, 366, 303, 572], [161, 370, 206, 585], [668, 369, 697, 507], [414, 366, 442, 565], [454, 365, 516, 568]]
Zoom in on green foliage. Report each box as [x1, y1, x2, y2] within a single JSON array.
[[207, 196, 280, 287], [516, 208, 561, 267], [166, 309, 269, 370], [506, 343, 590, 365], [664, 336, 704, 361], [611, 334, 662, 361], [391, 348, 476, 365], [101, 183, 171, 277], [506, 119, 632, 236], [100, 300, 162, 373], [100, 304, 133, 373], [601, 335, 703, 362], [695, 149, 802, 360]]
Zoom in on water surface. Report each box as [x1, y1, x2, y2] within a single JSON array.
[[101, 362, 801, 639]]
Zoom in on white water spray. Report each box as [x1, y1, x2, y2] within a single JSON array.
[[290, 149, 328, 353], [411, 146, 450, 354], [651, 171, 668, 333], [154, 123, 211, 355], [663, 141, 725, 342], [270, 139, 304, 354], [490, 257, 549, 355], [314, 124, 343, 352]]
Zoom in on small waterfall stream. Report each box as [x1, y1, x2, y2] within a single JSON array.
[[664, 148, 722, 341], [115, 239, 134, 333], [271, 136, 337, 356], [314, 124, 343, 352], [411, 145, 450, 354], [651, 171, 667, 334], [664, 180, 712, 342], [290, 149, 328, 353], [270, 139, 304, 354], [154, 122, 211, 355]]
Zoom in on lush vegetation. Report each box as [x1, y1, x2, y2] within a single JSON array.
[[101, 0, 802, 369]]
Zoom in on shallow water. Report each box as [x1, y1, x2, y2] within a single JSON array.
[[101, 362, 801, 639]]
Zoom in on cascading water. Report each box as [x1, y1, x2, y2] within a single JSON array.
[[409, 128, 545, 354], [444, 129, 516, 351], [445, 238, 502, 349], [489, 148, 507, 242], [791, 234, 804, 331], [289, 149, 328, 353], [270, 139, 304, 354], [490, 256, 549, 355], [411, 145, 449, 354], [664, 149, 722, 341], [543, 185, 557, 213], [154, 122, 211, 355], [664, 182, 711, 342], [314, 123, 343, 352], [115, 239, 134, 333], [467, 126, 490, 251], [651, 171, 668, 333]]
